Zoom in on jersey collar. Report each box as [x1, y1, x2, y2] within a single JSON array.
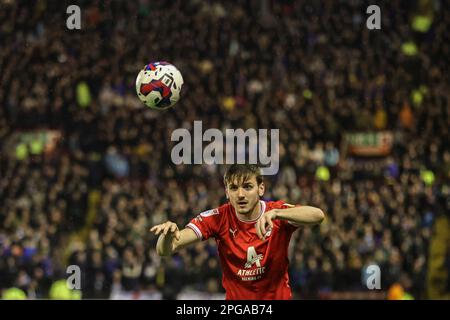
[[235, 200, 266, 223]]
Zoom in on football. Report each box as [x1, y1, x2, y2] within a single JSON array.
[[135, 61, 184, 110]]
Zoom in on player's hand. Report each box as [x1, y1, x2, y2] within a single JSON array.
[[150, 221, 180, 241], [255, 209, 278, 240]]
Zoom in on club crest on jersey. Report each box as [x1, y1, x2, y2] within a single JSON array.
[[199, 208, 219, 217]]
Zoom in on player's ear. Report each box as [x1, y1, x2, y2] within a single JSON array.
[[225, 188, 229, 200], [258, 182, 265, 197]]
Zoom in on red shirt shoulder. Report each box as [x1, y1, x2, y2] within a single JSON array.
[[186, 204, 230, 240]]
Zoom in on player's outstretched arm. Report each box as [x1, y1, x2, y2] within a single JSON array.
[[256, 205, 325, 240], [275, 205, 325, 225], [150, 221, 200, 256]]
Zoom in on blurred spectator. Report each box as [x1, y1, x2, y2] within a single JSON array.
[[1, 0, 449, 300]]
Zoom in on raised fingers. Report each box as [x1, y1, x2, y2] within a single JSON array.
[[162, 223, 172, 236], [267, 217, 274, 230], [260, 216, 267, 238], [150, 222, 172, 236], [255, 219, 262, 239], [150, 224, 164, 235], [256, 216, 268, 240]]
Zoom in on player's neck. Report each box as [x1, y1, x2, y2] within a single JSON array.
[[235, 201, 262, 222]]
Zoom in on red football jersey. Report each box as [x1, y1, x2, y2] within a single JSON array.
[[186, 200, 299, 300]]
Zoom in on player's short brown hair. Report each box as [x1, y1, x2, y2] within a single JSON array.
[[223, 164, 263, 186]]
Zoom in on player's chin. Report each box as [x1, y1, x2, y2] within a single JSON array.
[[236, 207, 251, 215]]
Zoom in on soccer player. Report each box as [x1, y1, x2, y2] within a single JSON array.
[[150, 164, 325, 300]]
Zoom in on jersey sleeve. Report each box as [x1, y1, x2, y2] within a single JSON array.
[[186, 208, 222, 241]]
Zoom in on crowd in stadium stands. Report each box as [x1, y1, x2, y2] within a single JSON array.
[[1, 0, 449, 299]]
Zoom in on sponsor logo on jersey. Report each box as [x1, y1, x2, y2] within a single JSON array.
[[244, 247, 263, 268], [245, 254, 263, 268], [236, 246, 267, 281], [236, 267, 266, 281]]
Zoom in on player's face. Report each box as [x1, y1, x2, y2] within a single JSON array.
[[226, 176, 264, 215]]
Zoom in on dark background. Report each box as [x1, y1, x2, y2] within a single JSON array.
[[0, 0, 449, 300]]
